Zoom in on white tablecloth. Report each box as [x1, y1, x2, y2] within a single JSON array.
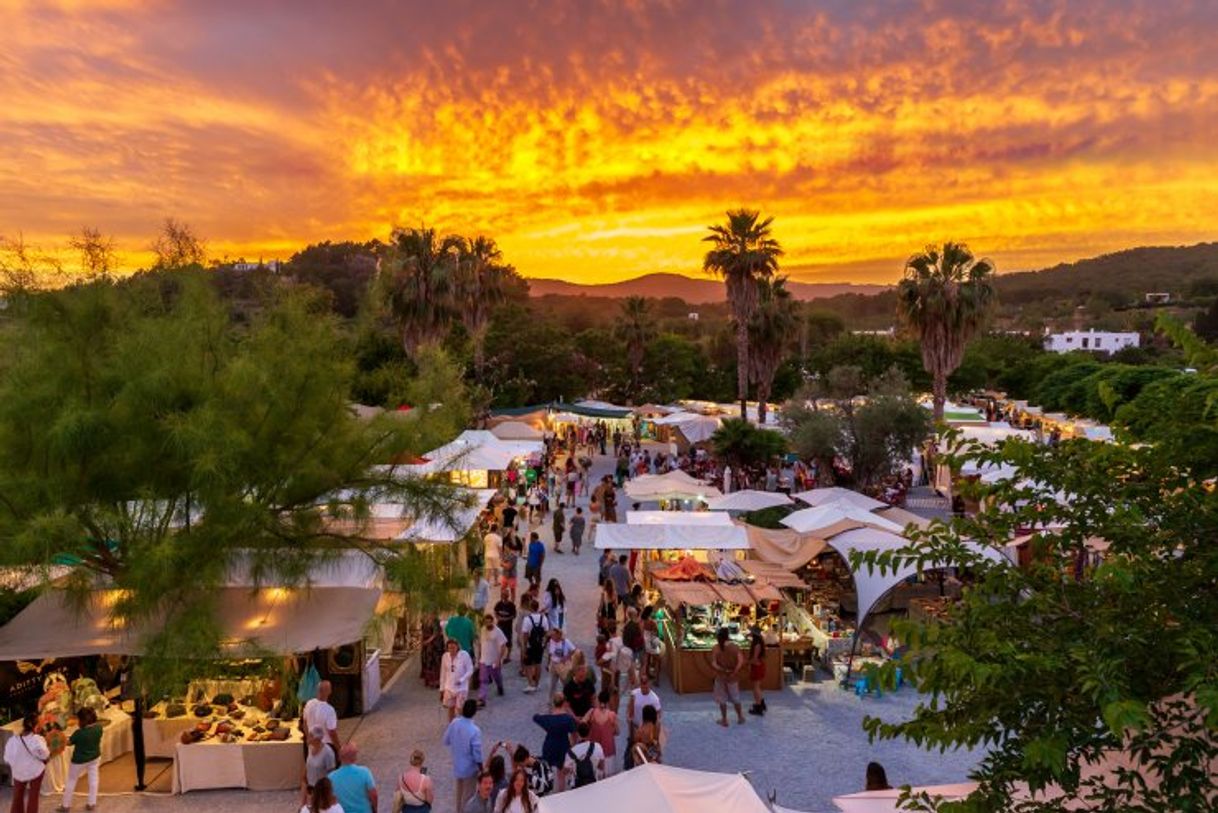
[[173, 728, 303, 793]]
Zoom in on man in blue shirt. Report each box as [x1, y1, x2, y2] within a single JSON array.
[[328, 742, 377, 813], [525, 531, 546, 588], [533, 694, 577, 777], [443, 698, 484, 811]]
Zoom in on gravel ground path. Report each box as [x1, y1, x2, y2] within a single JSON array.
[[21, 449, 979, 813]]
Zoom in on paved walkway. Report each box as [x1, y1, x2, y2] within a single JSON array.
[[29, 450, 979, 813]]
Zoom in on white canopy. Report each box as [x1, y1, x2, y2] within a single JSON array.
[[539, 763, 778, 813], [652, 411, 722, 444], [828, 528, 1004, 626], [490, 420, 543, 441], [954, 424, 1036, 445], [792, 487, 886, 512], [0, 586, 381, 660], [627, 511, 733, 526], [406, 430, 541, 474], [782, 504, 903, 535], [834, 783, 979, 812], [595, 522, 749, 551], [705, 489, 794, 512], [624, 471, 722, 502]]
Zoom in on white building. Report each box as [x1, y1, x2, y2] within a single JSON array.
[[1043, 329, 1139, 355]]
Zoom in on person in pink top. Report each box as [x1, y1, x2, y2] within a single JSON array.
[[582, 689, 620, 775]]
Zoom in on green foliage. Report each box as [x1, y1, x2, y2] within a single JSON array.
[[782, 367, 930, 488], [896, 241, 997, 420], [282, 240, 379, 318], [639, 334, 704, 403], [0, 275, 471, 693], [710, 418, 787, 470], [858, 438, 1218, 812]]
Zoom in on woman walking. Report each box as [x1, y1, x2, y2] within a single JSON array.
[[397, 749, 434, 812], [540, 579, 566, 631], [5, 711, 48, 813], [583, 690, 619, 775]]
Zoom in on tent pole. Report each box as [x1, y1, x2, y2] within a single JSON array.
[[132, 693, 147, 791], [841, 631, 861, 688]]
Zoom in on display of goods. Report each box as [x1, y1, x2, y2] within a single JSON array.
[[265, 718, 281, 730], [192, 704, 212, 718], [194, 721, 211, 733], [266, 727, 291, 741], [229, 709, 245, 720], [165, 703, 187, 718], [215, 721, 233, 735], [70, 677, 107, 716], [211, 693, 234, 706], [226, 702, 239, 713], [36, 673, 71, 757], [180, 730, 204, 744]]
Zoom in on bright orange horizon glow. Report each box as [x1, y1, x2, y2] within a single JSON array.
[[2, 1, 1217, 284]]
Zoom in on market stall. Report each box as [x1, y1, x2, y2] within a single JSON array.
[[539, 763, 783, 813], [622, 470, 722, 504], [705, 490, 793, 512], [0, 583, 382, 794], [402, 430, 543, 488]]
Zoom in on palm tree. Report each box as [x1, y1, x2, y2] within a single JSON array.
[[378, 226, 461, 356], [453, 235, 513, 381], [748, 277, 798, 424], [703, 209, 783, 421], [895, 242, 997, 421], [613, 296, 656, 401]]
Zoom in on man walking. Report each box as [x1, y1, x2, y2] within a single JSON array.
[[526, 531, 547, 587], [478, 614, 507, 706], [440, 638, 475, 721], [328, 742, 377, 813], [493, 588, 517, 663], [302, 679, 341, 761], [569, 508, 587, 555], [443, 699, 484, 812], [563, 722, 606, 789], [463, 771, 496, 813], [520, 598, 550, 693], [710, 627, 746, 727], [609, 554, 631, 600], [445, 605, 476, 658]]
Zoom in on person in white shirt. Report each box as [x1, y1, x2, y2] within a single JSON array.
[[545, 628, 577, 697], [600, 629, 635, 696], [626, 674, 662, 748], [478, 614, 508, 706], [4, 712, 48, 809], [440, 637, 475, 721], [483, 525, 502, 579], [302, 680, 341, 759], [562, 722, 606, 789]]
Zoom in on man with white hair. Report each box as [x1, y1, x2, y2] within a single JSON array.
[[301, 679, 340, 761]]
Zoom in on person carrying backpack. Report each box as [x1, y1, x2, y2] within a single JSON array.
[[520, 598, 550, 694], [562, 722, 604, 790]]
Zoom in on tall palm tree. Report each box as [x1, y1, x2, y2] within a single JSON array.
[[453, 235, 513, 381], [378, 226, 461, 356], [613, 296, 656, 401], [748, 276, 798, 425], [895, 242, 997, 421], [703, 209, 783, 421]]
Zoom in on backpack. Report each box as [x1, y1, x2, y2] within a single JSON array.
[[526, 614, 547, 659], [569, 744, 597, 787], [528, 758, 555, 796]]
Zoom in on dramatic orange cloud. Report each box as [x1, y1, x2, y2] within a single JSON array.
[[1, 0, 1216, 283]]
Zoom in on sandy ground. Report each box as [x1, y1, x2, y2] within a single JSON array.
[[14, 451, 977, 813]]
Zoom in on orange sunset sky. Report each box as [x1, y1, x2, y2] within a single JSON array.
[[2, 0, 1217, 284]]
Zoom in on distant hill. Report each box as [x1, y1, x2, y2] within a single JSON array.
[[526, 272, 887, 303], [992, 242, 1218, 305]]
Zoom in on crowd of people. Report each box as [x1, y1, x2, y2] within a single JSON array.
[[292, 426, 902, 813]]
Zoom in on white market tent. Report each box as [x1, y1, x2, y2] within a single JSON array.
[[792, 487, 886, 512], [827, 527, 1004, 627], [834, 783, 979, 812], [595, 520, 749, 551], [490, 420, 544, 441], [626, 510, 733, 527], [705, 489, 794, 512], [405, 430, 542, 475], [954, 424, 1036, 445], [538, 763, 781, 813], [652, 411, 722, 444], [0, 585, 381, 661], [782, 504, 903, 535], [624, 470, 722, 502]]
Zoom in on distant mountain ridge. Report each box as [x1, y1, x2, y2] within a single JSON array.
[[527, 272, 887, 303]]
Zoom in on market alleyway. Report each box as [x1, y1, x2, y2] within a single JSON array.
[[35, 449, 978, 813]]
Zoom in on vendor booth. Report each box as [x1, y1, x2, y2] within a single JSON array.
[[403, 430, 542, 489], [0, 578, 383, 795], [596, 515, 780, 694], [650, 412, 721, 451], [623, 470, 722, 504], [705, 489, 793, 512]]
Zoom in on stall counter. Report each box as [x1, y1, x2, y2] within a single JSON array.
[[172, 728, 303, 793], [664, 626, 782, 695]]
